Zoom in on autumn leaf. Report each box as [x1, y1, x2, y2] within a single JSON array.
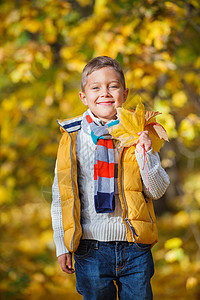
[[108, 102, 169, 152], [145, 110, 161, 123]]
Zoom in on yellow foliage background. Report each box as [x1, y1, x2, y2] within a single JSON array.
[[0, 0, 200, 299]]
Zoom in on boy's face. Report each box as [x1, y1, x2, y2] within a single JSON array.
[[79, 67, 129, 123]]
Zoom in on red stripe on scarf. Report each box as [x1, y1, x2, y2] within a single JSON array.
[[97, 139, 113, 149], [94, 161, 115, 179]]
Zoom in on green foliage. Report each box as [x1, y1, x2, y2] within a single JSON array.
[[0, 0, 200, 298]]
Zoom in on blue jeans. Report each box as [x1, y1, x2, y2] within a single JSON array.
[[74, 240, 154, 300]]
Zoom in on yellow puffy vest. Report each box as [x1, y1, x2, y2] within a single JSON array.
[[57, 125, 158, 253]]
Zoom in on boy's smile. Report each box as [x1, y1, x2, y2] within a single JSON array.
[[79, 67, 129, 123]]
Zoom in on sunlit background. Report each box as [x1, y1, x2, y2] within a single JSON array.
[[0, 0, 200, 299]]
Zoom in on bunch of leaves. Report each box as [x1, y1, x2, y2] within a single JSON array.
[[109, 102, 169, 152]]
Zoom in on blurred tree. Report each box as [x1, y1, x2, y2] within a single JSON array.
[[0, 0, 200, 298]]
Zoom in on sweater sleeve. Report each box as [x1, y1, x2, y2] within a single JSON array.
[[51, 161, 69, 257], [135, 148, 170, 200]]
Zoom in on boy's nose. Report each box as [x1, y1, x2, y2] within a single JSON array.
[[100, 88, 111, 97]]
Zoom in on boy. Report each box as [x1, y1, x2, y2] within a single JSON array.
[[51, 56, 170, 300]]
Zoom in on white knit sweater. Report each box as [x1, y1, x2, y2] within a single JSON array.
[[51, 112, 170, 257]]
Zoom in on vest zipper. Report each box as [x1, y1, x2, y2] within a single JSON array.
[[125, 218, 138, 239], [68, 133, 76, 251], [120, 149, 137, 242]]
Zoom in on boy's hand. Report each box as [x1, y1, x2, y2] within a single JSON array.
[[136, 131, 152, 153], [58, 253, 75, 274]]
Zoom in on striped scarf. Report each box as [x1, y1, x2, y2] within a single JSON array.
[[82, 111, 119, 213]]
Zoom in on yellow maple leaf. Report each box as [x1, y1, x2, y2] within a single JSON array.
[[108, 102, 168, 152]]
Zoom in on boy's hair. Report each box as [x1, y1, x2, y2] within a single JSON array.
[[81, 56, 126, 91]]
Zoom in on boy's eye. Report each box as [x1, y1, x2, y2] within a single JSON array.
[[110, 85, 118, 89], [92, 86, 99, 90]]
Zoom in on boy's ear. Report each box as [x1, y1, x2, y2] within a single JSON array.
[[123, 88, 129, 102], [79, 91, 88, 106]]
